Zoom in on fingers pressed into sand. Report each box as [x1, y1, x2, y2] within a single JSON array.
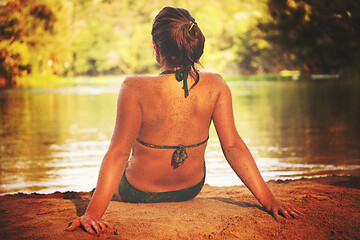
[[279, 207, 291, 219], [82, 222, 95, 234], [272, 208, 280, 221], [290, 205, 304, 217], [289, 210, 300, 218], [91, 221, 102, 234], [297, 206, 307, 213], [65, 218, 80, 231], [103, 220, 115, 230], [98, 221, 108, 232]]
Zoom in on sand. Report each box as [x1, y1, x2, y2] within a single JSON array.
[[0, 176, 359, 240]]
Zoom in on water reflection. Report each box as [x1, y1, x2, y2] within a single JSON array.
[[205, 80, 360, 186], [0, 80, 359, 193], [0, 87, 117, 193]]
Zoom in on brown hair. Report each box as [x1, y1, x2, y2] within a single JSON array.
[[152, 7, 205, 88]]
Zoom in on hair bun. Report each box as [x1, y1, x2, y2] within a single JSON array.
[[152, 7, 205, 88]]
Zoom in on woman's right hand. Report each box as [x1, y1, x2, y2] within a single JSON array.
[[263, 197, 306, 221], [65, 213, 114, 235]]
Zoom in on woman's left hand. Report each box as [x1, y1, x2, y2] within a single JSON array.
[[65, 214, 114, 235], [264, 197, 306, 220]]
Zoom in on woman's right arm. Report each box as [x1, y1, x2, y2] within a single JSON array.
[[212, 76, 305, 219], [66, 77, 142, 234]]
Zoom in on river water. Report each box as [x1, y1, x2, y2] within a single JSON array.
[[1, 79, 359, 194]]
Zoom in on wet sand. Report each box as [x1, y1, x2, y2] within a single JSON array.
[[0, 176, 359, 239]]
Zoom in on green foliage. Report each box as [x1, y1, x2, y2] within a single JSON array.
[[0, 0, 71, 87], [2, 0, 274, 86], [2, 0, 360, 87], [259, 0, 360, 74]]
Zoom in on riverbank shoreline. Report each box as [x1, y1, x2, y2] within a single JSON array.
[[0, 176, 359, 239]]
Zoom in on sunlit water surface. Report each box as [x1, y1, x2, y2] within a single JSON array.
[[1, 79, 359, 194]]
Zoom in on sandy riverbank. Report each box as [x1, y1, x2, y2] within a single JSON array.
[[0, 176, 359, 239]]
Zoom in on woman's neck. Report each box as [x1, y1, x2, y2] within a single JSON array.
[[161, 66, 191, 72], [161, 66, 181, 72]]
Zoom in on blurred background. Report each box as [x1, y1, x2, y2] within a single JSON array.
[[0, 0, 359, 194]]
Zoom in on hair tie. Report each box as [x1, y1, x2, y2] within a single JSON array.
[[189, 22, 195, 31]]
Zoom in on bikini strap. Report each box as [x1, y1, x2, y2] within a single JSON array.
[[136, 136, 209, 149], [136, 136, 209, 169], [160, 68, 189, 98]]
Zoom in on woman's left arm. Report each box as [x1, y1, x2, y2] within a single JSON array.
[[66, 77, 142, 234], [212, 78, 305, 220]]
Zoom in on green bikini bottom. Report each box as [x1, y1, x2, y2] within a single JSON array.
[[118, 171, 205, 203]]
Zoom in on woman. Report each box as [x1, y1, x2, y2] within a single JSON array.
[[66, 6, 305, 235]]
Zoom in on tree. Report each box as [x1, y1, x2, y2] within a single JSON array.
[[0, 0, 70, 87], [258, 0, 360, 74]]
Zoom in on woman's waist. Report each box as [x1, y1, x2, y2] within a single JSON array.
[[125, 156, 205, 192]]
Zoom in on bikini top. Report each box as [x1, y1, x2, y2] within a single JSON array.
[[135, 68, 207, 169], [136, 136, 209, 169], [160, 68, 190, 98]]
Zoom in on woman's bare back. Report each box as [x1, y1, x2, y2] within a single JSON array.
[[122, 71, 224, 192]]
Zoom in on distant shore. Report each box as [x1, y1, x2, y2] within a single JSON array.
[[0, 176, 359, 239], [7, 72, 349, 89]]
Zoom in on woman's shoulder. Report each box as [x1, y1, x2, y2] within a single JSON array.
[[199, 71, 228, 88], [120, 75, 158, 90], [199, 71, 221, 78], [122, 75, 156, 84]]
